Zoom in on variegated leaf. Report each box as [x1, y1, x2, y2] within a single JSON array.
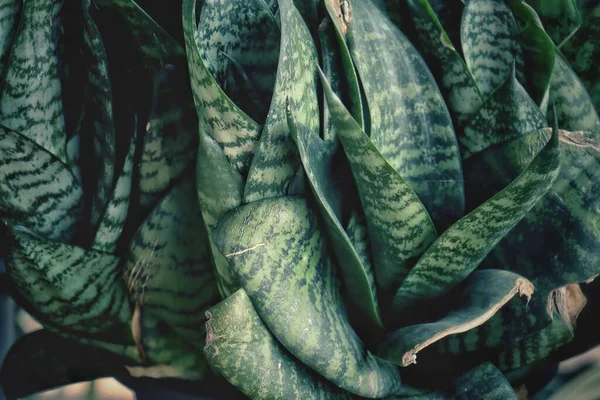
[[348, 0, 464, 232], [0, 0, 20, 81], [454, 362, 518, 400], [205, 289, 352, 399], [393, 127, 560, 314], [526, 0, 581, 44], [213, 197, 401, 398]]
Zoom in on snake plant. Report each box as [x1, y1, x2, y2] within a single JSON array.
[[1, 0, 599, 398]]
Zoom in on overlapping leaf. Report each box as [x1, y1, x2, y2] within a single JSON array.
[[526, 0, 581, 44], [348, 0, 464, 232], [454, 362, 518, 400], [213, 197, 401, 398], [205, 289, 351, 399]]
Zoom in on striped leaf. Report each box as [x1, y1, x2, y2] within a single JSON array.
[[458, 66, 546, 159], [288, 108, 383, 334], [0, 0, 20, 81], [213, 197, 401, 398], [0, 0, 67, 162], [560, 4, 600, 113], [321, 73, 438, 305], [495, 313, 573, 371], [182, 0, 261, 175], [525, 0, 581, 44], [81, 0, 117, 225], [92, 132, 137, 253], [378, 270, 533, 367], [123, 178, 220, 347], [5, 226, 131, 335], [348, 0, 464, 232], [454, 362, 518, 400], [392, 126, 560, 314], [550, 52, 600, 134], [243, 0, 319, 203], [406, 0, 484, 126], [205, 289, 352, 399], [465, 128, 600, 321], [0, 330, 130, 399], [461, 0, 525, 100], [0, 126, 83, 242]]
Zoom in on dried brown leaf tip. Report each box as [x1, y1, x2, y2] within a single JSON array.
[[329, 0, 353, 35], [547, 283, 588, 333]]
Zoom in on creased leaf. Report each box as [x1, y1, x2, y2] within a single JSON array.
[[454, 362, 518, 400], [182, 0, 261, 175], [393, 126, 560, 313], [243, 0, 319, 203], [461, 0, 525, 99], [348, 0, 464, 232], [378, 270, 533, 367], [321, 73, 438, 304], [0, 0, 67, 162], [205, 289, 351, 399], [213, 197, 401, 398], [0, 125, 83, 241], [6, 226, 131, 334]]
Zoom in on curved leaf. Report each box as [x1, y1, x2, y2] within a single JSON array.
[[124, 178, 220, 346], [205, 289, 352, 399], [213, 197, 401, 398], [406, 0, 483, 126], [182, 0, 261, 175], [458, 66, 546, 159], [393, 126, 560, 313], [454, 362, 518, 400], [0, 0, 67, 162], [5, 227, 131, 334], [378, 270, 533, 367], [0, 0, 21, 81], [243, 0, 319, 203], [0, 125, 83, 241], [321, 73, 438, 304], [348, 0, 464, 231], [461, 0, 525, 99]]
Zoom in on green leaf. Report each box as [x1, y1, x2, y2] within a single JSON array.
[[526, 0, 581, 44], [560, 4, 600, 113], [458, 65, 546, 159], [213, 197, 401, 398], [347, 0, 464, 232], [0, 330, 130, 399], [82, 0, 117, 225], [0, 0, 67, 162], [321, 73, 438, 304], [461, 0, 525, 99], [406, 0, 484, 126], [197, 0, 279, 127], [124, 178, 220, 346], [5, 226, 131, 334], [182, 0, 261, 175], [0, 125, 83, 241], [378, 270, 533, 367], [0, 0, 21, 81], [550, 51, 600, 134], [288, 108, 383, 333], [454, 362, 518, 400], [495, 313, 573, 371], [243, 0, 319, 203], [393, 126, 560, 313], [92, 132, 137, 253], [205, 289, 352, 399]]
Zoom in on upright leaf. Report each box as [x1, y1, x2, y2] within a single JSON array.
[[0, 126, 83, 241], [243, 0, 319, 203], [214, 197, 401, 398], [393, 127, 560, 313], [348, 0, 464, 231], [0, 0, 21, 81], [182, 0, 261, 175], [205, 289, 352, 399], [526, 0, 581, 44], [461, 0, 525, 99], [378, 270, 533, 366], [0, 0, 67, 162]]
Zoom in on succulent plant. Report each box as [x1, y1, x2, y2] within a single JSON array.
[[1, 0, 599, 398]]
